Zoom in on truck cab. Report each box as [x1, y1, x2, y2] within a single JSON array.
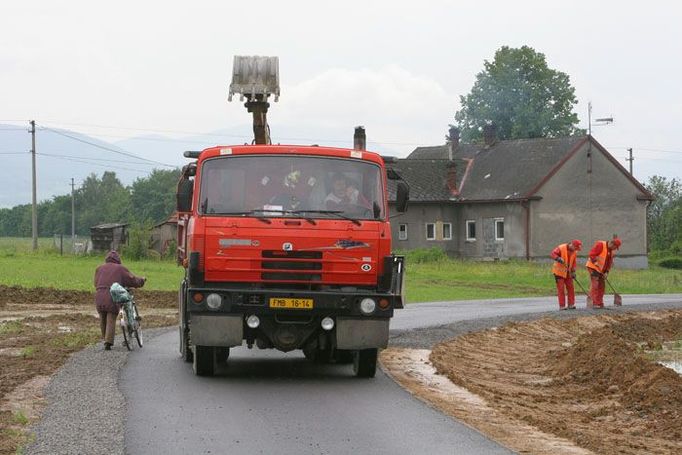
[[176, 144, 407, 377]]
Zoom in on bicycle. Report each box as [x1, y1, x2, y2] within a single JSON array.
[[111, 283, 143, 350]]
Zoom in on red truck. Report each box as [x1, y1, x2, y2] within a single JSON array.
[[175, 56, 408, 377]]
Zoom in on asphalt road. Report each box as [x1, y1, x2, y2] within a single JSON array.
[[121, 294, 682, 455]]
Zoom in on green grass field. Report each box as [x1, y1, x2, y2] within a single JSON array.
[[1, 239, 681, 302]]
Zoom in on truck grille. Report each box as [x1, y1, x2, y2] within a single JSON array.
[[261, 250, 323, 282]]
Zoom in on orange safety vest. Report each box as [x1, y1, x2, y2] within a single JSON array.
[[552, 243, 576, 278], [586, 240, 609, 274]]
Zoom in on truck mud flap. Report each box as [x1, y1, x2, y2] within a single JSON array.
[[335, 318, 389, 350], [191, 315, 243, 347]]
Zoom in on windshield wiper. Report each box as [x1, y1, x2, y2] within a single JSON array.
[[214, 210, 272, 224], [253, 209, 317, 225], [295, 210, 362, 226]]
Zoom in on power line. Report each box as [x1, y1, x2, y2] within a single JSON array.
[[38, 153, 151, 173], [0, 152, 27, 155], [608, 145, 682, 155], [38, 119, 428, 146], [40, 126, 176, 167], [37, 152, 164, 166]]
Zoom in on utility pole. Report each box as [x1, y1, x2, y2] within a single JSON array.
[[71, 178, 76, 241], [626, 148, 634, 175], [29, 120, 38, 251]]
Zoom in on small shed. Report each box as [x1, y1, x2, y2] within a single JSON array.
[[150, 212, 178, 255], [90, 223, 129, 252]]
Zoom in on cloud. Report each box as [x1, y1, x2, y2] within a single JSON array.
[[272, 66, 455, 155]]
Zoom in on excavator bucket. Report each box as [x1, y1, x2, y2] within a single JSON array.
[[228, 55, 280, 102]]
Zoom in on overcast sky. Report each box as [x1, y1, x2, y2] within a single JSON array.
[[2, 0, 681, 183]]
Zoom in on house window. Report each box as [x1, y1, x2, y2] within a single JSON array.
[[398, 224, 408, 240], [466, 220, 476, 241], [425, 223, 436, 240], [494, 218, 504, 241], [442, 223, 452, 240]]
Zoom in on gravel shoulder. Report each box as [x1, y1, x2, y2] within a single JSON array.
[[26, 329, 168, 455], [23, 300, 682, 455]]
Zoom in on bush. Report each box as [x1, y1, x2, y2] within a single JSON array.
[[659, 258, 682, 269], [670, 240, 682, 255], [405, 247, 449, 264], [122, 224, 150, 260]]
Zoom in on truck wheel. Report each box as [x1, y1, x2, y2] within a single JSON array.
[[353, 348, 378, 378], [193, 345, 215, 376], [180, 327, 193, 363], [179, 281, 192, 363], [334, 349, 354, 364], [304, 347, 332, 364], [216, 347, 230, 364]]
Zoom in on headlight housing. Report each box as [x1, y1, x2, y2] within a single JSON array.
[[359, 298, 376, 315], [206, 293, 222, 310]]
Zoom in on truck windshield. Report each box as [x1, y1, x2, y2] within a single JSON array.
[[199, 155, 386, 220]]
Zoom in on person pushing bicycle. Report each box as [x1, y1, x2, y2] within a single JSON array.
[[94, 250, 145, 350]]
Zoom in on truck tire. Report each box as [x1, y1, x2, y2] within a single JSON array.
[[193, 345, 215, 376], [180, 326, 193, 363], [334, 349, 354, 364], [353, 348, 378, 378], [216, 347, 230, 364], [179, 280, 192, 362]]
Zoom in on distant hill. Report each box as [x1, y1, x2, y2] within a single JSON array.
[[2, 122, 393, 208]]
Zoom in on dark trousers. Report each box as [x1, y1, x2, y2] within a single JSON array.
[[98, 311, 117, 344]]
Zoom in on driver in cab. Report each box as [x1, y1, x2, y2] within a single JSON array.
[[324, 173, 369, 211]]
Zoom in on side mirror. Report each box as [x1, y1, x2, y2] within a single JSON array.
[[177, 178, 194, 212], [396, 181, 409, 213]]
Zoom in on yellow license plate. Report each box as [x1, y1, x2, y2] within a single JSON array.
[[269, 297, 314, 309]]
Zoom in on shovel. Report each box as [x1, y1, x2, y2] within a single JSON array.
[[605, 276, 623, 306], [573, 276, 593, 308]]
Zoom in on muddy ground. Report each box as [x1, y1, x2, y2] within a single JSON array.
[[0, 285, 177, 455], [3, 285, 682, 455], [383, 310, 682, 455]]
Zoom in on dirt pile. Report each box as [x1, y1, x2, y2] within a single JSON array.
[[0, 285, 176, 308], [429, 311, 682, 455]]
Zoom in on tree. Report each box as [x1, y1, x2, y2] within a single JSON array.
[[129, 169, 181, 224], [645, 175, 682, 252], [454, 46, 584, 142]]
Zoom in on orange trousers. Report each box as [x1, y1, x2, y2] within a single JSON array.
[[589, 272, 606, 307], [554, 275, 575, 308]]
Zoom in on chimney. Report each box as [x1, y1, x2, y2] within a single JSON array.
[[448, 126, 460, 160], [446, 161, 458, 195], [353, 126, 366, 150], [483, 123, 497, 147]]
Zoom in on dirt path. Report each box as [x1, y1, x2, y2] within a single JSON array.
[[383, 310, 682, 455], [0, 286, 177, 455]]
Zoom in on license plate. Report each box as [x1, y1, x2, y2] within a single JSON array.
[[269, 297, 314, 309]]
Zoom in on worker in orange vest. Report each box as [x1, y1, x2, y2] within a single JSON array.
[[586, 237, 622, 308], [550, 240, 582, 310]]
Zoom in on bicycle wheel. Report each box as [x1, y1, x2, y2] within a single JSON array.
[[121, 318, 131, 351], [132, 304, 143, 348], [134, 326, 143, 348]]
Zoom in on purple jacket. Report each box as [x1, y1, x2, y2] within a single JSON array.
[[94, 251, 145, 313]]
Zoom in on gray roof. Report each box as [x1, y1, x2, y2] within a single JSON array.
[[387, 158, 468, 202], [403, 136, 587, 201], [90, 223, 128, 230]]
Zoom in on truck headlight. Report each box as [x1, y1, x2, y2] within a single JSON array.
[[246, 315, 260, 329], [359, 298, 376, 315], [206, 293, 222, 310], [321, 317, 334, 331]]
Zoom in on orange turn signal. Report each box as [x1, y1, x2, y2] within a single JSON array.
[[378, 298, 390, 309], [192, 293, 204, 303]]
